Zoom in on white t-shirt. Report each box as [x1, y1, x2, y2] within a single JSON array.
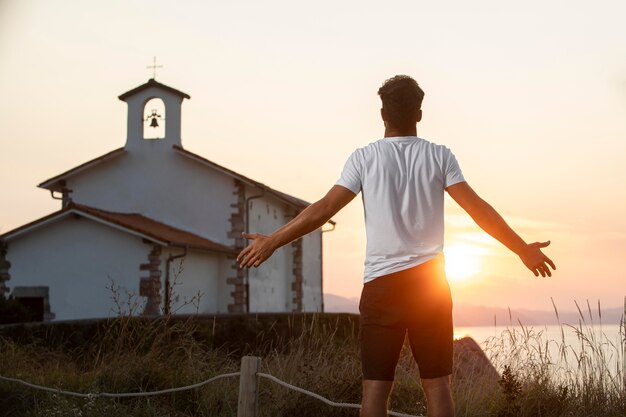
[[336, 136, 465, 283]]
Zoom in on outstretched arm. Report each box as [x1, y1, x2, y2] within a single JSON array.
[[237, 185, 357, 269], [446, 181, 556, 277]]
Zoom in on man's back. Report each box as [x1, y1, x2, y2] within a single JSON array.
[[237, 75, 555, 417], [336, 136, 465, 281]]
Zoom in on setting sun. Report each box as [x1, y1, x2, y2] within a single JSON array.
[[444, 244, 484, 283]]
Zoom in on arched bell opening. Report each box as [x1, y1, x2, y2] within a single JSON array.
[[143, 98, 166, 140]]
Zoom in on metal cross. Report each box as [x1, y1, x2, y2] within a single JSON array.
[[146, 56, 163, 79]]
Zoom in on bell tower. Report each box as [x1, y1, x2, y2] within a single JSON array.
[[118, 78, 190, 151]]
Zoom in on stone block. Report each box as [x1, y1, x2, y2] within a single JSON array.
[[228, 304, 244, 313], [139, 278, 160, 295], [231, 293, 245, 303], [229, 218, 244, 228], [143, 304, 160, 316], [139, 282, 149, 296], [226, 277, 242, 285]]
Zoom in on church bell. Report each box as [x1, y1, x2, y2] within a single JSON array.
[[146, 109, 161, 128]]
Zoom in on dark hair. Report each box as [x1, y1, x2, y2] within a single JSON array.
[[377, 75, 424, 130]]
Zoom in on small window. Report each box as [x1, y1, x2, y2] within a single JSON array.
[[143, 98, 166, 140]]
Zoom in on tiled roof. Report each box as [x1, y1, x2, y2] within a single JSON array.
[[1, 203, 235, 254]]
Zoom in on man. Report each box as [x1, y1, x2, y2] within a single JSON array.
[[237, 75, 555, 417]]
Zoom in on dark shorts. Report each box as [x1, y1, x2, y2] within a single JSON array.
[[359, 256, 453, 381]]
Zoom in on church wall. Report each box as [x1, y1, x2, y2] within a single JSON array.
[[5, 217, 151, 321], [218, 255, 234, 313], [161, 248, 222, 315], [301, 230, 323, 312], [66, 149, 236, 246], [245, 192, 296, 312]]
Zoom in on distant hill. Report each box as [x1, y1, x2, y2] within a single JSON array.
[[324, 293, 360, 314], [324, 293, 624, 325]]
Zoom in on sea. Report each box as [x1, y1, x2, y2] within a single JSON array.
[[454, 323, 624, 381]]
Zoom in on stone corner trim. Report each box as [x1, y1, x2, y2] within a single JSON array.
[[0, 240, 10, 298], [227, 179, 246, 313], [139, 244, 162, 316], [291, 238, 303, 312]]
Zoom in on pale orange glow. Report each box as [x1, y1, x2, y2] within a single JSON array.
[[1, 1, 625, 312], [444, 244, 485, 283]]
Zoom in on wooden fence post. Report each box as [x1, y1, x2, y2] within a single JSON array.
[[237, 356, 261, 417]]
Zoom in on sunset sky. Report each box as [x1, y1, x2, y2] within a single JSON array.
[[1, 0, 625, 311]]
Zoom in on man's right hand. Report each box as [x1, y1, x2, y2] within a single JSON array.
[[518, 241, 556, 277], [446, 182, 556, 278]]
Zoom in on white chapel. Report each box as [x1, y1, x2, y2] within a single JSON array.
[[0, 78, 333, 321]]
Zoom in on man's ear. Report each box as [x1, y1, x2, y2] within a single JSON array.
[[416, 109, 423, 123], [380, 108, 388, 128]]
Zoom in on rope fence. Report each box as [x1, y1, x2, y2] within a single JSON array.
[[0, 356, 423, 417], [257, 372, 418, 417], [0, 372, 241, 399]]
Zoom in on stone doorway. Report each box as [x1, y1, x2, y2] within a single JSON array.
[[11, 286, 55, 322]]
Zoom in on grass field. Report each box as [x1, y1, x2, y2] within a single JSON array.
[[0, 310, 624, 417]]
